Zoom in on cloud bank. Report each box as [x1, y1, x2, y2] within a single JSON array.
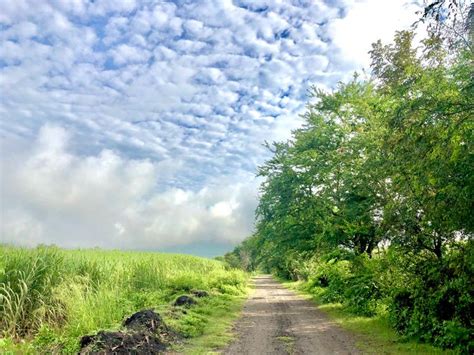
[[1, 125, 257, 249]]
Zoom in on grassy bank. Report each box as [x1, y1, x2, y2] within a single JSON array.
[[283, 280, 455, 354], [0, 245, 249, 353]]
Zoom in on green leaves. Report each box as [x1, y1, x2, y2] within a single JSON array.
[[232, 26, 473, 352], [250, 29, 473, 269]]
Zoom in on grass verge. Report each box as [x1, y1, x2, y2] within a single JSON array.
[[282, 280, 455, 355], [170, 290, 249, 354]]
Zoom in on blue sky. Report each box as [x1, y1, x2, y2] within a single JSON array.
[[0, 0, 421, 256]]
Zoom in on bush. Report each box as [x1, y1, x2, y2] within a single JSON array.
[[342, 255, 383, 316], [306, 255, 382, 316], [344, 273, 380, 316], [388, 243, 474, 354], [305, 257, 350, 304]]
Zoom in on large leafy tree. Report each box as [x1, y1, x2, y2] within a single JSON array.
[[255, 79, 386, 266], [248, 28, 472, 270], [371, 31, 473, 258], [291, 80, 386, 256], [232, 7, 473, 351]]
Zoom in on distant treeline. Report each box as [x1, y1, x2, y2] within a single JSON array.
[[226, 7, 473, 353]]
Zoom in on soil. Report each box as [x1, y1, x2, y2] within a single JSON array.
[[79, 330, 166, 354], [191, 290, 209, 298], [79, 309, 175, 354], [123, 309, 166, 333], [173, 295, 197, 307], [222, 275, 360, 355]]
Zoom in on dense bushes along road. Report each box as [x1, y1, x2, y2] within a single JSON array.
[[226, 27, 473, 354]]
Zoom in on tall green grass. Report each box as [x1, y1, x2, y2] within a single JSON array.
[[0, 245, 247, 353]]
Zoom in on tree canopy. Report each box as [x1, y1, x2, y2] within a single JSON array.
[[228, 19, 473, 352]]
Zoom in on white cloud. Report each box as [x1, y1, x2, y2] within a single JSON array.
[[0, 125, 258, 249], [111, 44, 150, 65], [328, 0, 422, 69], [0, 0, 427, 251]]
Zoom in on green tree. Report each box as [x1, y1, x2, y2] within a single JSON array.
[[371, 31, 474, 258], [237, 27, 473, 351]]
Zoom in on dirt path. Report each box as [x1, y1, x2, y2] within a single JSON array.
[[222, 275, 360, 355]]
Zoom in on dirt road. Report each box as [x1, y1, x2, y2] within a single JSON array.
[[223, 275, 360, 355]]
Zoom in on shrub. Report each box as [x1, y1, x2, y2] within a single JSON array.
[[305, 257, 350, 304], [388, 243, 474, 354], [344, 273, 380, 316]]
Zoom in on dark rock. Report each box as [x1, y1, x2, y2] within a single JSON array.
[[173, 295, 197, 307], [191, 290, 209, 298], [123, 309, 165, 333]]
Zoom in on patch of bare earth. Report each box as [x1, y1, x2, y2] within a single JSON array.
[[222, 275, 360, 355]]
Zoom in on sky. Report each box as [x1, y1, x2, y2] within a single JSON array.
[[0, 0, 422, 256]]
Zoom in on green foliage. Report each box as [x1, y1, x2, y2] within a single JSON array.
[[0, 245, 248, 353], [236, 26, 473, 353], [0, 246, 65, 338], [388, 242, 474, 353], [344, 259, 381, 317], [303, 255, 382, 316]]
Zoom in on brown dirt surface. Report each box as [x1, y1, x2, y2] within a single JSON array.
[[222, 275, 360, 355]]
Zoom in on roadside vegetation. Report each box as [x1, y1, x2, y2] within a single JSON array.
[[283, 272, 458, 354], [0, 245, 248, 353], [226, 3, 473, 353]]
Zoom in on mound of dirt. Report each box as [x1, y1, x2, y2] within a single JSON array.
[[79, 330, 166, 354], [79, 310, 176, 354], [123, 309, 165, 333], [174, 295, 197, 307], [191, 290, 209, 298]]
